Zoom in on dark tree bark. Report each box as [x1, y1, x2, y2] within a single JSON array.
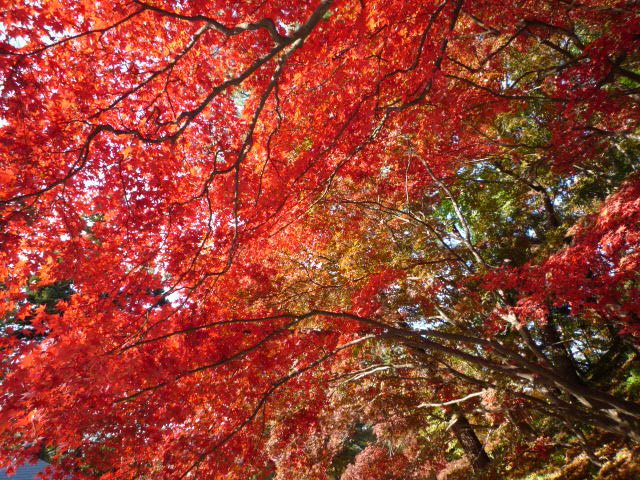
[[449, 410, 491, 473], [541, 315, 583, 385]]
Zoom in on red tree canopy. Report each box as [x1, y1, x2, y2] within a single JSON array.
[[1, 1, 640, 479]]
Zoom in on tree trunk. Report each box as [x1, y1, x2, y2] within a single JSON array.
[[541, 315, 583, 385], [449, 410, 491, 472]]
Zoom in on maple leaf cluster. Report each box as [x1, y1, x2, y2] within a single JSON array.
[[1, 0, 640, 479]]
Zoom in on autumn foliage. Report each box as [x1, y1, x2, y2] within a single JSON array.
[[1, 0, 640, 479]]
